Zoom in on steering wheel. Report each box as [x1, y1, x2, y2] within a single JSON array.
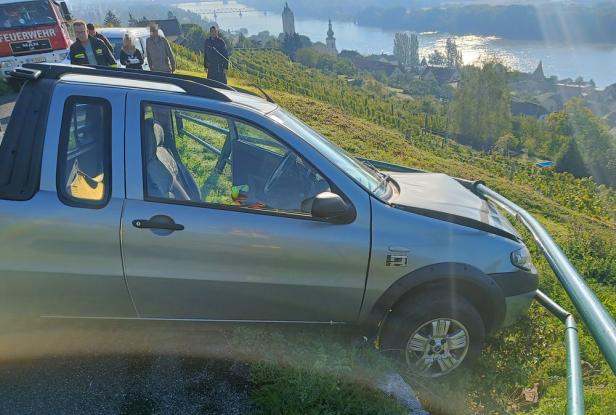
[[264, 152, 294, 193]]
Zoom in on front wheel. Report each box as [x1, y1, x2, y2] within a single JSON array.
[[380, 290, 485, 378]]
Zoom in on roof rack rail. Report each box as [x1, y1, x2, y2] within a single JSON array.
[[112, 65, 265, 100], [106, 65, 237, 92], [18, 63, 232, 103], [136, 67, 262, 100]]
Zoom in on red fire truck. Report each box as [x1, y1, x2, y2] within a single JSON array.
[[0, 0, 72, 81]]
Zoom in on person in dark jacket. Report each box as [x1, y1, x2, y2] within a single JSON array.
[[70, 21, 117, 67], [204, 26, 229, 84], [87, 23, 114, 55], [120, 33, 144, 69]]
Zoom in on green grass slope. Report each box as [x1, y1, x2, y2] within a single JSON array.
[[173, 46, 616, 414]]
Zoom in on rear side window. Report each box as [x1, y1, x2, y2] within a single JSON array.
[[0, 80, 52, 201], [57, 97, 112, 208]]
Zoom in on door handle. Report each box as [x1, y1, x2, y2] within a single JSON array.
[[132, 215, 184, 231]]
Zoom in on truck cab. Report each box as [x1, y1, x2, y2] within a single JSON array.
[[0, 0, 72, 80]]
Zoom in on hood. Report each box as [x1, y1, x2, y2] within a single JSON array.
[[389, 172, 520, 241]]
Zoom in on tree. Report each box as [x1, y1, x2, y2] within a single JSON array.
[[449, 61, 511, 148], [557, 98, 616, 187], [103, 10, 121, 27], [281, 33, 311, 59], [393, 32, 419, 68], [493, 133, 520, 155], [427, 50, 446, 66], [445, 38, 463, 68], [554, 137, 589, 178], [295, 47, 357, 76], [185, 25, 206, 53], [409, 33, 419, 68], [236, 32, 252, 49]]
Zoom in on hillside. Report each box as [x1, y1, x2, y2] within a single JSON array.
[[172, 46, 616, 414]]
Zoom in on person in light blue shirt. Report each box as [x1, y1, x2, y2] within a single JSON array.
[[84, 41, 97, 65]]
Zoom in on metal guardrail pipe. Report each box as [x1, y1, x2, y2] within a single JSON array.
[[178, 112, 230, 135], [535, 290, 584, 415], [178, 128, 222, 156], [177, 112, 285, 151], [474, 183, 616, 374]]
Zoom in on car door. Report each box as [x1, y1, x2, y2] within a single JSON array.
[[121, 91, 371, 323], [0, 83, 135, 318]]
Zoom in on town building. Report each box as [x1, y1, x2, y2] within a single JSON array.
[[282, 2, 295, 36], [420, 66, 460, 87], [532, 61, 545, 80], [338, 50, 398, 76]]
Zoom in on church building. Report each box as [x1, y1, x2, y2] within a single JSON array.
[[325, 19, 337, 55]]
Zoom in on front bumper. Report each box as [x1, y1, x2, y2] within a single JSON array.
[[0, 50, 69, 80], [502, 291, 536, 327], [490, 269, 538, 328]]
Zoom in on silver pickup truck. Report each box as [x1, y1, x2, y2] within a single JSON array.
[[0, 64, 537, 377]]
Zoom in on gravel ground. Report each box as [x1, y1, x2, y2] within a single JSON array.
[[0, 92, 16, 131], [0, 321, 253, 415], [0, 355, 252, 415]]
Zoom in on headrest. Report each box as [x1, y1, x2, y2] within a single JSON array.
[[144, 118, 165, 160], [152, 122, 165, 147]]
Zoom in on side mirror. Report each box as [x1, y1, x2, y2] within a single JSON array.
[[310, 192, 355, 224]]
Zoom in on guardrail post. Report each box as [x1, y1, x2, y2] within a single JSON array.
[[565, 315, 584, 414], [535, 290, 585, 415]]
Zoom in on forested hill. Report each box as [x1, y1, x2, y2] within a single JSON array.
[[171, 45, 616, 414]]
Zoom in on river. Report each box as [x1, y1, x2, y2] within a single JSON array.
[[176, 1, 616, 88]]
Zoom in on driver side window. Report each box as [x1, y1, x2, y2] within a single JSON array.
[[141, 103, 331, 216]]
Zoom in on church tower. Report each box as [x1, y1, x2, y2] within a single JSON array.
[[326, 19, 337, 55], [532, 61, 545, 80], [282, 2, 295, 36]]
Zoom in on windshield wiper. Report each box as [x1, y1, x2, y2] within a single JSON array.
[[361, 159, 389, 182], [360, 160, 392, 198]]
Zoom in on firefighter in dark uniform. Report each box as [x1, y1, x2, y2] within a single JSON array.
[[70, 20, 117, 67], [204, 26, 229, 84], [87, 23, 114, 55]]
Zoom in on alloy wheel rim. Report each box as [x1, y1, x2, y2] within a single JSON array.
[[405, 318, 469, 377]]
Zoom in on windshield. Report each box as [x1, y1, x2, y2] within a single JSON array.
[[108, 37, 123, 60], [269, 108, 389, 198], [0, 1, 56, 29]]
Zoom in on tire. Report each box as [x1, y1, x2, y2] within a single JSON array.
[[380, 290, 485, 378]]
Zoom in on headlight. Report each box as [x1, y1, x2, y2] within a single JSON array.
[[511, 246, 533, 271], [0, 61, 12, 68]]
